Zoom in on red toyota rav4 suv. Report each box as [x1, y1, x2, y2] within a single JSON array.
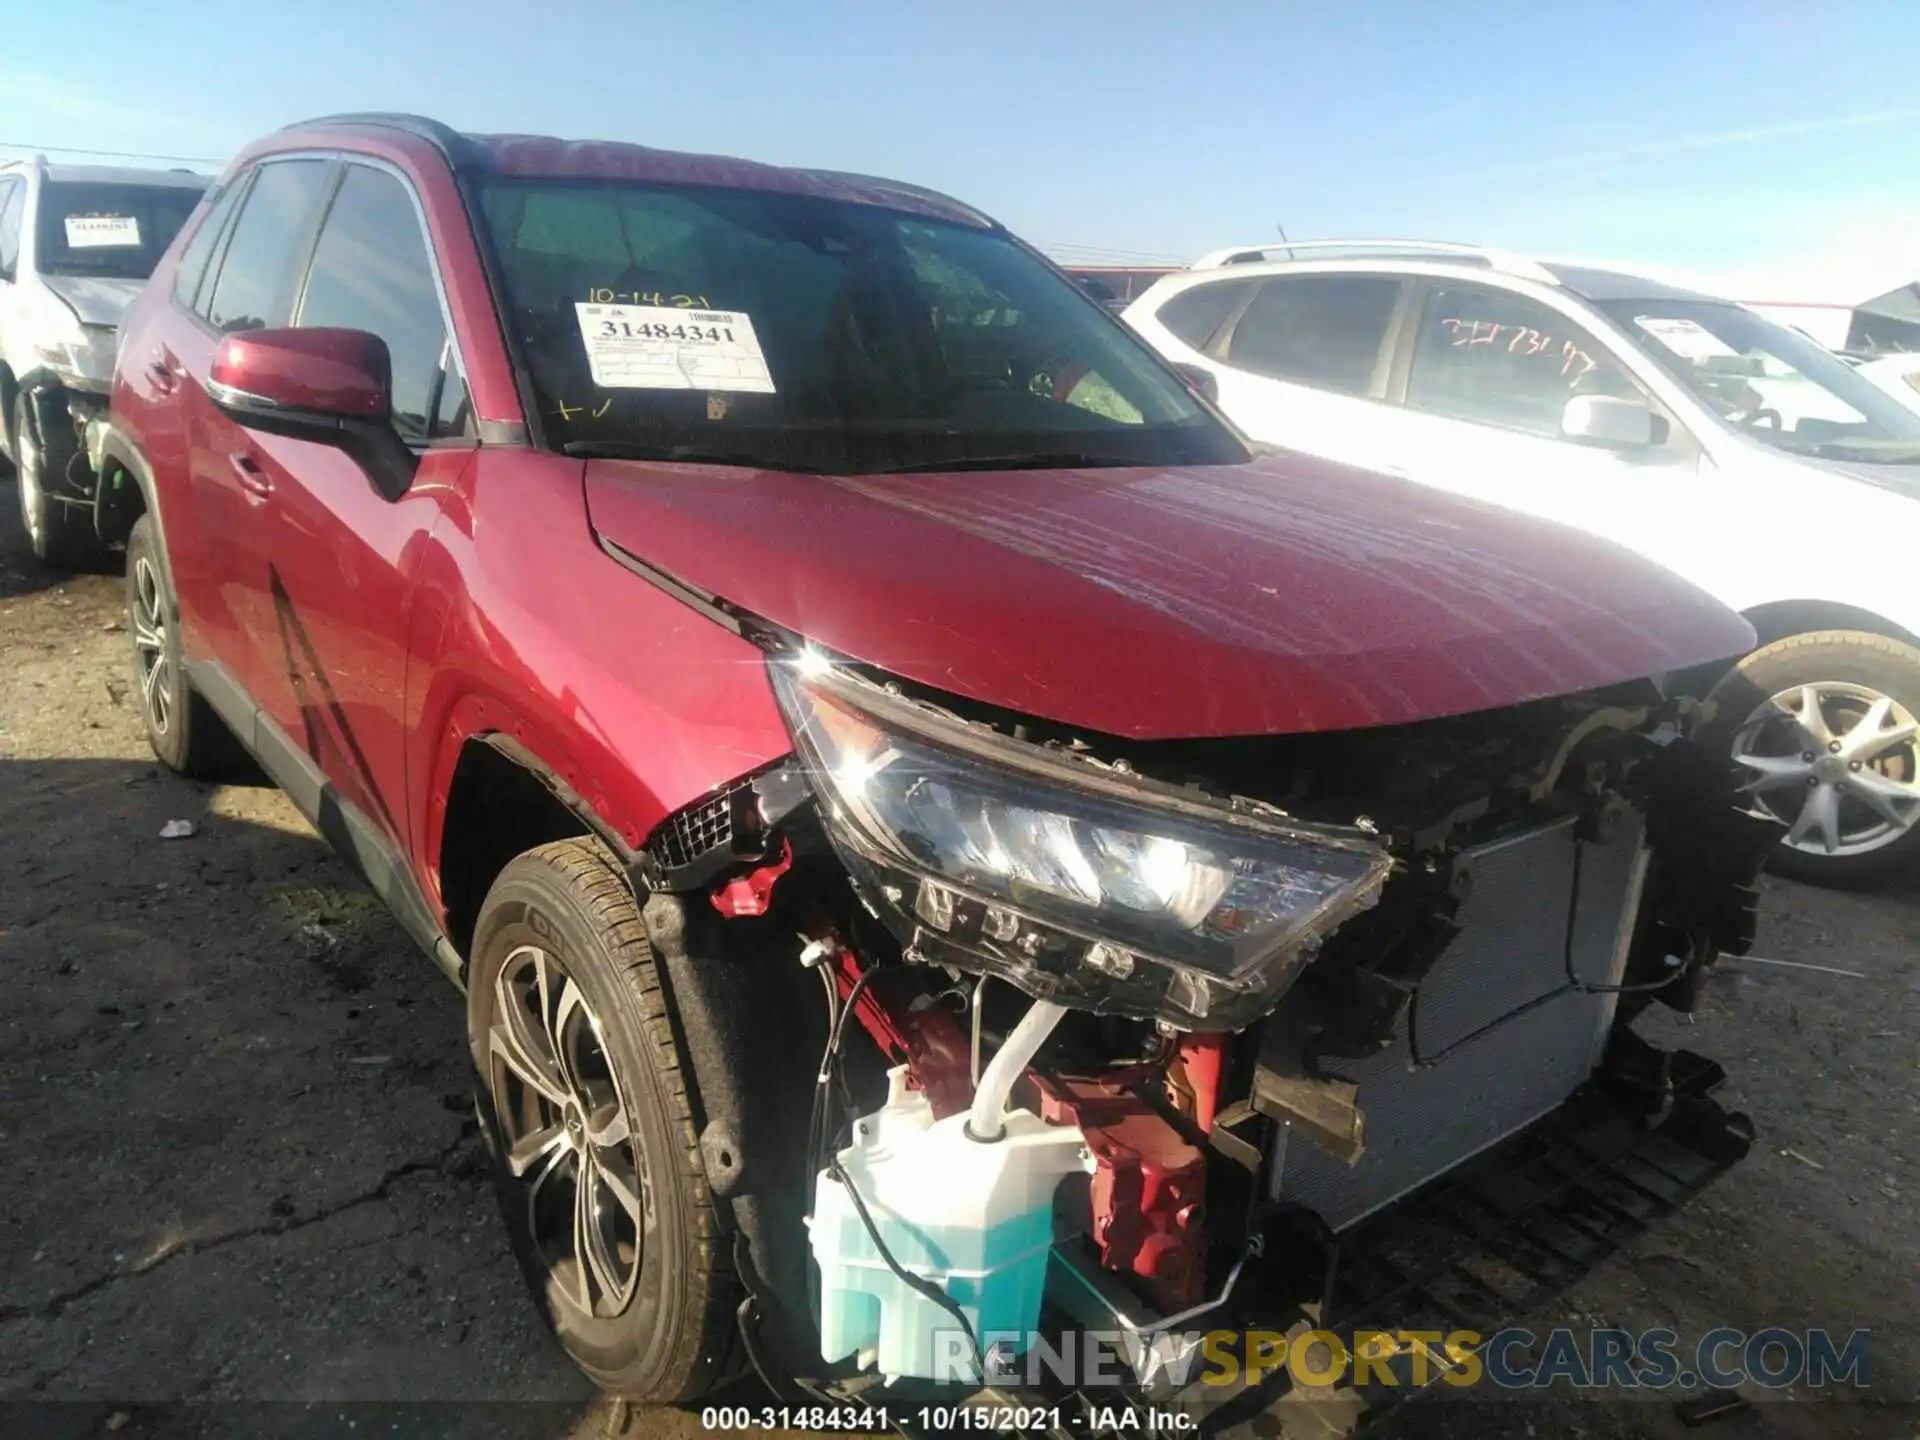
[[98, 113, 1776, 1425]]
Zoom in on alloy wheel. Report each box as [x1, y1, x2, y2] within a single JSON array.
[[131, 557, 174, 739], [486, 944, 647, 1320], [16, 405, 43, 547], [1732, 681, 1920, 857]]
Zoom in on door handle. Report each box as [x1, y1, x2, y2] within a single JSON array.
[[230, 452, 272, 500], [146, 360, 179, 396]]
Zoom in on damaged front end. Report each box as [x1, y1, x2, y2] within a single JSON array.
[[638, 648, 1779, 1428]]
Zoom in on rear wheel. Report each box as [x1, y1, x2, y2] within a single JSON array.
[[125, 515, 243, 779], [1707, 630, 1920, 888], [469, 838, 736, 1400], [13, 391, 104, 569]]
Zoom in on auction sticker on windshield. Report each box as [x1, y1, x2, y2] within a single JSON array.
[[1632, 316, 1738, 362], [574, 303, 776, 393], [64, 215, 142, 248]]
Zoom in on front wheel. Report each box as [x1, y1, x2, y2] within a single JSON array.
[[13, 391, 104, 569], [469, 838, 737, 1400], [1707, 630, 1920, 889]]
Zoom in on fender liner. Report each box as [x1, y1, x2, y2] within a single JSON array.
[[640, 891, 828, 1387], [474, 732, 643, 867], [92, 423, 166, 551]]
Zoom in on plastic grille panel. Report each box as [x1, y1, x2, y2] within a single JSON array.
[[650, 789, 735, 872]]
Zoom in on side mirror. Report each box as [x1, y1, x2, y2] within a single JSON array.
[[1560, 394, 1656, 449], [1172, 362, 1220, 405], [208, 327, 417, 498]]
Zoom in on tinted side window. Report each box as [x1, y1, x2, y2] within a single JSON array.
[[1406, 284, 1639, 438], [1157, 280, 1253, 350], [295, 165, 449, 441], [1225, 275, 1402, 395], [0, 181, 24, 278], [172, 180, 245, 312], [205, 160, 329, 335]]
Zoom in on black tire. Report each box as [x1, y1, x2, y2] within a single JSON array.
[[13, 391, 105, 569], [469, 838, 736, 1401], [125, 515, 245, 779], [1704, 629, 1920, 889]]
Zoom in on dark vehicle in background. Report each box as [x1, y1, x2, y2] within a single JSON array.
[[1064, 264, 1181, 313], [0, 156, 207, 564], [93, 114, 1774, 1432]]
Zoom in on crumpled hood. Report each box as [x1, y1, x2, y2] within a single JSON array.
[[584, 451, 1755, 740], [39, 275, 143, 329]]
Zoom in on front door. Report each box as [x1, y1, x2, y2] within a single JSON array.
[[1364, 280, 1707, 563], [238, 159, 475, 853], [179, 157, 335, 701]]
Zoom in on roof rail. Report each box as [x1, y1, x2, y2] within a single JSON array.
[[1189, 239, 1558, 285], [279, 112, 490, 169]]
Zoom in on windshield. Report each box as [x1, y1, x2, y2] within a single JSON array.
[[1596, 297, 1920, 459], [35, 181, 205, 280], [476, 179, 1245, 474]]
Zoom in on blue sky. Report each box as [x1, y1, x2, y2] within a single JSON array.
[[5, 0, 1918, 292]]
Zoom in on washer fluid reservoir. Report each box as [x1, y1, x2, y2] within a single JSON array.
[[810, 1065, 1093, 1381]]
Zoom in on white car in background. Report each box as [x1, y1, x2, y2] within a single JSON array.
[[0, 156, 208, 565], [1125, 241, 1920, 887]]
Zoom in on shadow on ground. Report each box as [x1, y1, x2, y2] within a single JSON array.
[[0, 757, 587, 1419]]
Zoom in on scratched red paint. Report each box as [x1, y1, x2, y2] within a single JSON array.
[[582, 450, 1754, 741]]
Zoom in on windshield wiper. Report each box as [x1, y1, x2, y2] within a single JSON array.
[[1769, 436, 1920, 465], [870, 452, 1139, 475], [1810, 441, 1920, 465], [561, 439, 825, 474]]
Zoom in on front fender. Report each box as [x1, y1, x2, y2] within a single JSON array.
[[93, 422, 161, 548], [404, 450, 793, 912]]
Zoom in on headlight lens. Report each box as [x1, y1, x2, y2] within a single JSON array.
[[772, 659, 1389, 1029]]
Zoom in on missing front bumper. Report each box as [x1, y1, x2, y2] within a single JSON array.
[[889, 1047, 1751, 1437]]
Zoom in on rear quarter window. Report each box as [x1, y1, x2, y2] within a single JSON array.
[[1156, 279, 1253, 351]]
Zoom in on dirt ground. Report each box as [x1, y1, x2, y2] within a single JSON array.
[[1, 473, 1915, 1440]]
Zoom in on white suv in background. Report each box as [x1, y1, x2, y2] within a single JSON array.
[[1126, 241, 1920, 887], [0, 156, 207, 565]]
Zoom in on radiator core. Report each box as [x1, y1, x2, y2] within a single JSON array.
[[1270, 808, 1649, 1231]]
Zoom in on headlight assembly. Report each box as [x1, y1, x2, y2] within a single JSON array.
[[771, 657, 1389, 1030], [33, 326, 118, 389]]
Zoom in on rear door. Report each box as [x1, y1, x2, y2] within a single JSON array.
[[1192, 272, 1410, 467], [118, 171, 248, 650], [177, 157, 335, 699], [239, 158, 475, 852]]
